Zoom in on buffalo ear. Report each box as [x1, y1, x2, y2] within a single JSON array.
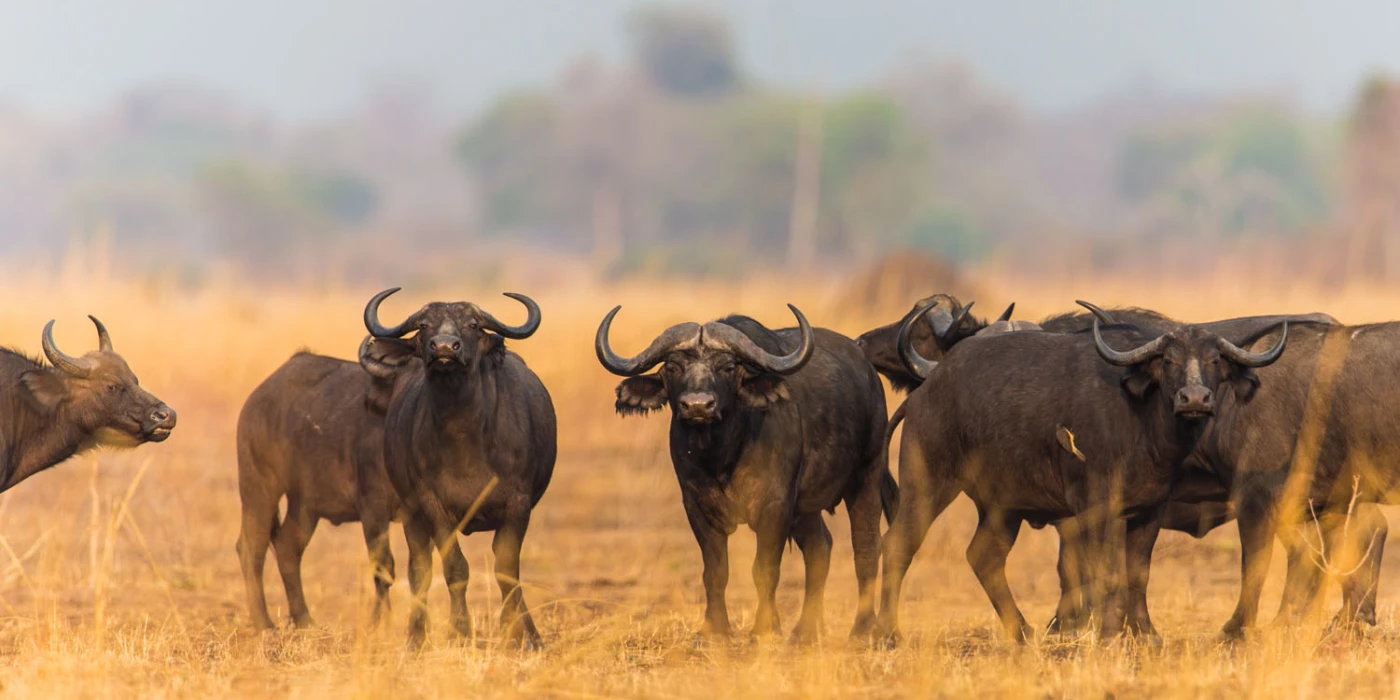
[[739, 373, 792, 410], [20, 369, 68, 413], [364, 337, 417, 368], [1120, 359, 1161, 400], [1229, 366, 1261, 403], [616, 375, 667, 416]]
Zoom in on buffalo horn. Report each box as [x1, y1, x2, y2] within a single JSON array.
[[42, 320, 95, 377], [1075, 300, 1117, 325], [702, 304, 814, 375], [90, 316, 113, 352], [1217, 323, 1288, 368], [897, 300, 955, 380], [1092, 318, 1168, 366], [595, 306, 701, 377], [364, 287, 424, 338], [476, 293, 542, 339]]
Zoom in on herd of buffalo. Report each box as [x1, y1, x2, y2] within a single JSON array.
[[6, 286, 1400, 650]]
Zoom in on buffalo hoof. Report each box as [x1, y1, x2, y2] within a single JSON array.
[[1009, 623, 1035, 646], [1325, 615, 1372, 639], [750, 614, 783, 642], [1045, 614, 1089, 638], [788, 625, 823, 647], [1218, 622, 1247, 643], [450, 619, 476, 641], [291, 615, 317, 631], [874, 628, 903, 650], [406, 618, 429, 652], [848, 613, 877, 641], [1125, 629, 1164, 651], [699, 618, 732, 641]]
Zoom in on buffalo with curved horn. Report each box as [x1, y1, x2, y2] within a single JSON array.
[[0, 316, 176, 493], [864, 297, 1378, 638], [876, 308, 1288, 646], [365, 288, 555, 650], [599, 305, 895, 643]]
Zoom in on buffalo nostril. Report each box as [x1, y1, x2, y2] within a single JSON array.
[[450, 341, 461, 352]]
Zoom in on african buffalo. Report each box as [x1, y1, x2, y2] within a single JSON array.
[[597, 305, 895, 643], [0, 316, 175, 493], [875, 310, 1287, 645], [365, 288, 556, 649], [863, 298, 1383, 635], [235, 336, 442, 630], [1190, 319, 1400, 638]]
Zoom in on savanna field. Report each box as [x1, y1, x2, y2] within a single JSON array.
[[8, 252, 1400, 698]]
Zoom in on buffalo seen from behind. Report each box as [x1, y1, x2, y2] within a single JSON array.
[[875, 302, 1288, 645], [597, 304, 895, 643], [235, 336, 450, 631], [365, 288, 556, 650], [0, 316, 176, 493], [861, 297, 1384, 639]]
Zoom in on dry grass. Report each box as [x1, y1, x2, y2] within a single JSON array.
[[3, 253, 1400, 698]]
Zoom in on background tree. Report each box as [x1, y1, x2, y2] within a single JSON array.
[[628, 4, 739, 98]]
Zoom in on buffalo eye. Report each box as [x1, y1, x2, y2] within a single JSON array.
[[469, 321, 480, 330], [664, 362, 682, 376], [107, 384, 121, 394]]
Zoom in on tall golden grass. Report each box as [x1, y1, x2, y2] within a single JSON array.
[[1, 250, 1400, 697]]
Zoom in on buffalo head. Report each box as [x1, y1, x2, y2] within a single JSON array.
[[597, 305, 814, 424], [363, 288, 541, 374], [1092, 316, 1287, 419], [857, 294, 1007, 391], [23, 316, 177, 445]]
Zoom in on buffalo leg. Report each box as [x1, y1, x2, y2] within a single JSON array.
[[683, 497, 732, 638], [750, 510, 789, 639], [412, 492, 474, 640], [403, 514, 435, 649], [1048, 518, 1092, 637], [272, 498, 318, 629], [966, 507, 1033, 643], [1274, 522, 1326, 627], [1337, 504, 1387, 628], [790, 513, 832, 645], [846, 453, 888, 640], [493, 508, 542, 650], [875, 442, 960, 646], [1123, 509, 1163, 646], [437, 536, 473, 640], [360, 513, 395, 627], [1222, 494, 1277, 639], [236, 494, 279, 631]]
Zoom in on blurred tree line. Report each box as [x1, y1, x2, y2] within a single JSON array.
[[3, 2, 1396, 284], [457, 5, 956, 276], [455, 4, 1352, 278]]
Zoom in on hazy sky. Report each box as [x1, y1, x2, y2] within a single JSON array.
[[0, 0, 1395, 121]]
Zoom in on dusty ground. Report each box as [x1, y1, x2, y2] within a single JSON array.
[[1, 262, 1399, 698]]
